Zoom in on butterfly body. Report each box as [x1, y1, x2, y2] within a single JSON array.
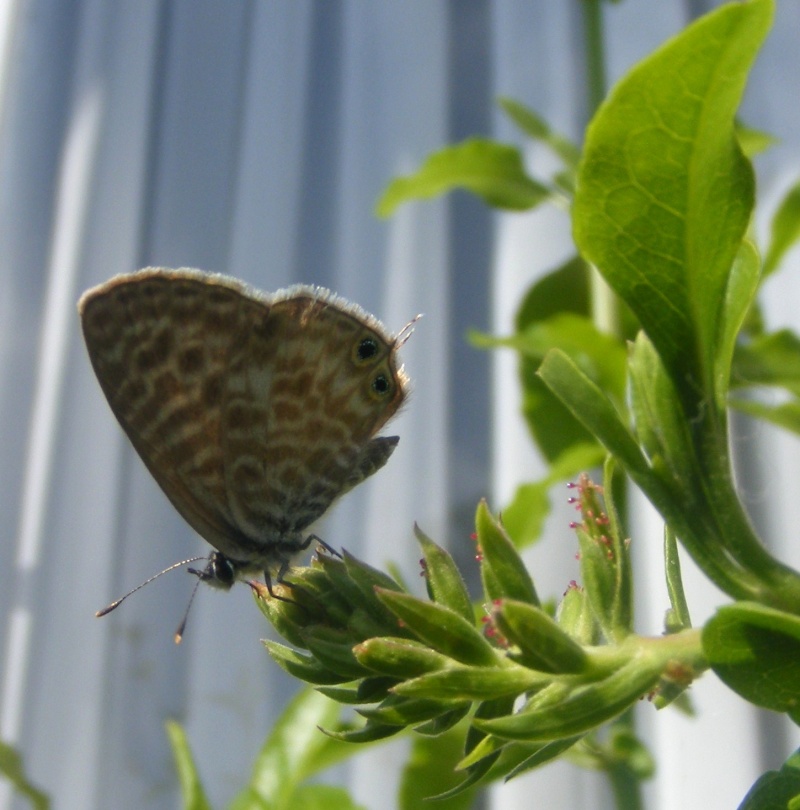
[[79, 267, 409, 590]]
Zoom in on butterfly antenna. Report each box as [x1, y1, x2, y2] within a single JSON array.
[[173, 574, 204, 645], [95, 557, 208, 617], [396, 313, 423, 348]]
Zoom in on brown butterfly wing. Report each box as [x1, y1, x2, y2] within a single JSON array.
[[80, 269, 408, 569], [220, 292, 407, 538], [79, 269, 262, 560]]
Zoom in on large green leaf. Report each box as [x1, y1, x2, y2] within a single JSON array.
[[574, 0, 772, 411], [703, 602, 800, 721]]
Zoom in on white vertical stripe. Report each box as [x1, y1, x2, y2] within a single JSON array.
[[16, 89, 102, 570]]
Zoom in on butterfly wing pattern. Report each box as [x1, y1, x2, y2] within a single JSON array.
[[79, 267, 409, 591]]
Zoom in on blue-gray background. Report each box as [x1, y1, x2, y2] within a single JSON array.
[[0, 2, 798, 808]]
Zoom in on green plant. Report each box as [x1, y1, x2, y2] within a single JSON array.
[[0, 741, 49, 810], [160, 1, 800, 808]]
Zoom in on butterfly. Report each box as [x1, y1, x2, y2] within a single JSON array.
[[80, 267, 413, 629]]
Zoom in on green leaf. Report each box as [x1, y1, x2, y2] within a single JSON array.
[[715, 241, 762, 406], [165, 721, 212, 810], [393, 665, 546, 702], [376, 138, 550, 217], [434, 697, 515, 798], [315, 554, 387, 618], [473, 654, 664, 741], [475, 500, 539, 605], [537, 351, 650, 481], [346, 607, 404, 643], [358, 695, 466, 726], [576, 519, 630, 645], [702, 602, 800, 719], [301, 627, 370, 679], [375, 588, 500, 667], [251, 582, 325, 649], [399, 725, 479, 810], [498, 97, 581, 170], [501, 481, 551, 550], [501, 263, 643, 465], [413, 704, 472, 736], [556, 584, 600, 647], [502, 442, 605, 549], [729, 398, 800, 437], [538, 349, 766, 604], [515, 255, 590, 328], [628, 332, 697, 485], [323, 722, 402, 745], [0, 740, 50, 810], [603, 724, 656, 780], [664, 526, 692, 633], [315, 684, 374, 705], [502, 736, 585, 782], [343, 550, 405, 595], [489, 259, 601, 463], [282, 785, 366, 810], [264, 641, 353, 685], [763, 179, 800, 278], [732, 329, 800, 396], [566, 722, 655, 796], [342, 551, 407, 630], [353, 637, 453, 679], [235, 689, 367, 810], [226, 789, 270, 810], [735, 120, 777, 158], [521, 315, 627, 400], [577, 456, 633, 642], [493, 599, 589, 674], [476, 315, 628, 408], [737, 748, 800, 810], [574, 0, 772, 412], [517, 373, 598, 464], [415, 524, 474, 623]]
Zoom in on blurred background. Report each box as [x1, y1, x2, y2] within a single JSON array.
[[0, 1, 798, 808]]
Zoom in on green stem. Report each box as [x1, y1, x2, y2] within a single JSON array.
[[694, 416, 800, 613], [580, 0, 621, 342], [664, 526, 692, 631], [589, 629, 706, 675], [608, 760, 644, 810], [581, 10, 642, 810], [580, 0, 607, 114]]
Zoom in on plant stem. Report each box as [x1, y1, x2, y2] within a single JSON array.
[[580, 0, 621, 342], [580, 0, 607, 114], [696, 421, 800, 613]]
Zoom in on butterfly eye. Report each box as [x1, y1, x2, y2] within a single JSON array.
[[355, 337, 379, 363], [371, 373, 392, 398]]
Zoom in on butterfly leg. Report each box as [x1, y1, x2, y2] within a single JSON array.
[[302, 533, 342, 558], [262, 565, 300, 604]]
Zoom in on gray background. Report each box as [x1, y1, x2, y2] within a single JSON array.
[[0, 1, 798, 808]]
